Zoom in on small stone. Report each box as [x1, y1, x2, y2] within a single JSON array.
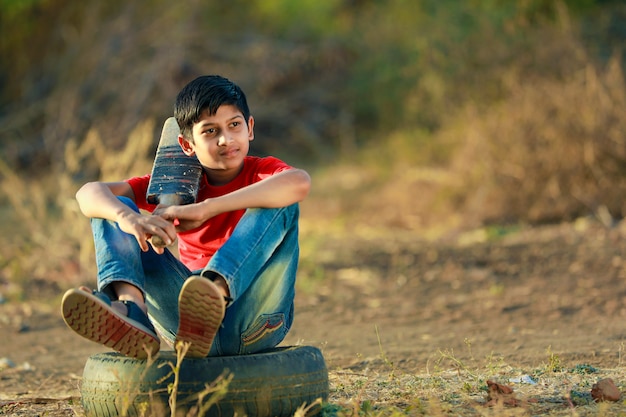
[[591, 378, 621, 402], [0, 357, 16, 371], [15, 323, 29, 333]]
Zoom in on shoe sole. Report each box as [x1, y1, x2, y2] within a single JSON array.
[[176, 277, 225, 358], [61, 289, 160, 360]]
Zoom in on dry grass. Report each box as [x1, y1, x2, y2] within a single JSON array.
[[4, 345, 626, 416], [302, 48, 626, 238], [0, 119, 156, 300], [323, 348, 626, 416], [446, 53, 626, 227]]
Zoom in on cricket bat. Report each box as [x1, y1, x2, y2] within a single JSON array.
[[146, 117, 203, 247]]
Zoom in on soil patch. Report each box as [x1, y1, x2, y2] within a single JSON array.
[[2, 219, 626, 415]]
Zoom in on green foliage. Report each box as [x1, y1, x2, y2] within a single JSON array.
[[0, 0, 58, 99], [342, 2, 496, 131], [251, 0, 344, 38], [572, 364, 600, 375], [544, 346, 564, 373], [0, 0, 44, 16], [1, 0, 622, 169], [509, 0, 599, 20]]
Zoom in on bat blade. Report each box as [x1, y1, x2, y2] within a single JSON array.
[[146, 117, 202, 205], [146, 117, 202, 247]]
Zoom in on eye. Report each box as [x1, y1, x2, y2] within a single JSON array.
[[231, 121, 240, 128]]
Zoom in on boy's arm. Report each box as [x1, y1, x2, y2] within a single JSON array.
[[209, 167, 311, 210], [75, 181, 136, 220], [154, 168, 311, 230], [76, 181, 177, 253]]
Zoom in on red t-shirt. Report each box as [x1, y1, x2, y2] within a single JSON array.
[[127, 156, 292, 270]]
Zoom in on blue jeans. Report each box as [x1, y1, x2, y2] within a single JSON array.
[[92, 196, 299, 356]]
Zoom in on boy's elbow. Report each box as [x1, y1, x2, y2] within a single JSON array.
[[75, 181, 93, 201], [293, 169, 311, 201]]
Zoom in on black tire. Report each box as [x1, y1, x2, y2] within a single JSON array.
[[80, 345, 329, 417]]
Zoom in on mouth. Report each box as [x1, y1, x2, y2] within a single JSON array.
[[220, 147, 240, 158]]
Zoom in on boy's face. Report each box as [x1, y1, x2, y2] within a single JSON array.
[[179, 104, 254, 185]]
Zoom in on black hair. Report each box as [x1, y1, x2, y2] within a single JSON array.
[[174, 75, 250, 141]]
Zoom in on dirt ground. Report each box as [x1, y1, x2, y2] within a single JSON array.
[[2, 218, 626, 415]]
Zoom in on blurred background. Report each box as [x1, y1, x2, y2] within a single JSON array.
[[0, 0, 624, 301]]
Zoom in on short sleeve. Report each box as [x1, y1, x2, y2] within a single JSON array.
[[125, 174, 156, 212]]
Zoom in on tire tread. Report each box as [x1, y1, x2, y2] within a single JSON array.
[[80, 346, 328, 417]]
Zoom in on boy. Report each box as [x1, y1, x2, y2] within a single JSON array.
[[62, 75, 311, 359]]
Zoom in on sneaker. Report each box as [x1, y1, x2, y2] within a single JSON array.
[[61, 288, 160, 359], [175, 276, 226, 358]]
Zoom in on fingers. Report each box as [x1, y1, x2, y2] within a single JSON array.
[[119, 212, 178, 254], [136, 234, 151, 252], [152, 205, 176, 219], [155, 220, 178, 245], [134, 221, 177, 253]]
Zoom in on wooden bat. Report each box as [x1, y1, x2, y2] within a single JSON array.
[[146, 117, 202, 248]]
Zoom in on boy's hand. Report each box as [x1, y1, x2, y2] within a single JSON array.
[[116, 211, 177, 254], [153, 202, 210, 233]]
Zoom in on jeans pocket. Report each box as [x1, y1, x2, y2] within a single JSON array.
[[240, 313, 287, 354]]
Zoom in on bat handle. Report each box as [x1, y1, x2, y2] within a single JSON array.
[[150, 235, 172, 249], [150, 194, 184, 249], [151, 219, 180, 248]]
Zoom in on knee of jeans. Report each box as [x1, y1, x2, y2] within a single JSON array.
[[239, 313, 289, 354], [281, 203, 299, 218], [273, 204, 300, 227], [117, 196, 140, 213], [251, 204, 299, 218]]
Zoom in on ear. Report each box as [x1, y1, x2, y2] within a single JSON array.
[[247, 116, 255, 142], [178, 134, 195, 156]]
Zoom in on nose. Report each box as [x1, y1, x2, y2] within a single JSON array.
[[217, 135, 232, 146]]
